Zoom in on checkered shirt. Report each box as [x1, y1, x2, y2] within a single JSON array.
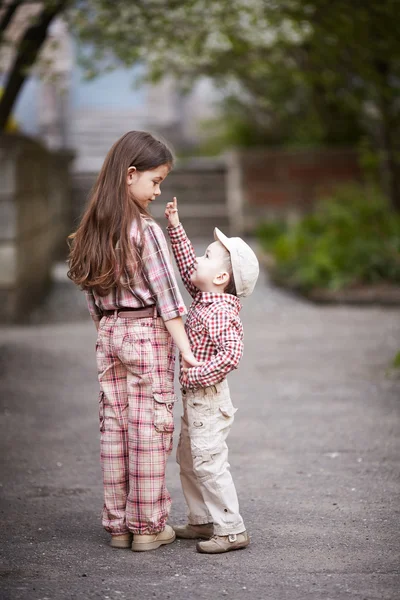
[[85, 217, 186, 322], [168, 223, 244, 389]]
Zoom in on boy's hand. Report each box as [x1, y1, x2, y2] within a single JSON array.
[[165, 196, 180, 228]]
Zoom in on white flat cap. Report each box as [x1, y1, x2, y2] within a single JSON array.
[[214, 228, 260, 297]]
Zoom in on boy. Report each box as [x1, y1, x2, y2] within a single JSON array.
[[165, 197, 259, 554]]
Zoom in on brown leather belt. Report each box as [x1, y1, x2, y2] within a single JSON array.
[[103, 306, 159, 319]]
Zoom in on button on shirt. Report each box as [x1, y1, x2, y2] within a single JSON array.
[[168, 223, 244, 389], [85, 217, 187, 322]]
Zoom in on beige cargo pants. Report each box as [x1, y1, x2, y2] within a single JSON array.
[[176, 379, 245, 536]]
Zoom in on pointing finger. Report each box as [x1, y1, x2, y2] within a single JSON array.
[[173, 197, 177, 209]]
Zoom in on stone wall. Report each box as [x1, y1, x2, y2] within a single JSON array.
[[0, 134, 74, 323], [226, 148, 362, 233]]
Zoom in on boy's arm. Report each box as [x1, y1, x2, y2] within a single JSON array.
[[182, 311, 244, 389], [165, 198, 199, 298]]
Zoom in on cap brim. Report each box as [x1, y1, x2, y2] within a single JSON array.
[[214, 227, 232, 252]]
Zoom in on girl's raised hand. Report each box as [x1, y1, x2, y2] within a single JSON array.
[[165, 196, 180, 228]]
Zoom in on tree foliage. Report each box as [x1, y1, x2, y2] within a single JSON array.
[[1, 0, 400, 207], [70, 0, 400, 207], [257, 183, 400, 292], [0, 0, 69, 131]]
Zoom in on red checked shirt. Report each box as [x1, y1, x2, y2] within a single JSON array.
[[85, 217, 187, 322], [168, 223, 244, 389]]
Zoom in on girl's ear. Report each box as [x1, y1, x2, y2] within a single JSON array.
[[213, 271, 229, 287], [127, 166, 137, 186]]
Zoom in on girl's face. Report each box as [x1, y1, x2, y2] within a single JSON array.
[[127, 164, 170, 209]]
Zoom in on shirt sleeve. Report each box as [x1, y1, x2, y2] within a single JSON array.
[[84, 289, 103, 321], [182, 310, 244, 388], [141, 221, 187, 321], [167, 223, 199, 298]]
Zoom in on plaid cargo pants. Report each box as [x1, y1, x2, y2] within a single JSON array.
[[96, 312, 176, 535]]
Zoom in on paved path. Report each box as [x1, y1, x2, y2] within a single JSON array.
[[1, 246, 399, 600]]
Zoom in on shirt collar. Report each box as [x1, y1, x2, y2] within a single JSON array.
[[196, 291, 242, 312]]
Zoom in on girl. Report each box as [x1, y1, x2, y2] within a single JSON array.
[[68, 131, 199, 552]]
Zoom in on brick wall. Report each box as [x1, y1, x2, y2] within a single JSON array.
[[226, 148, 362, 233]]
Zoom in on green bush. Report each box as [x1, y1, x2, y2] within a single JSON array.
[[257, 184, 400, 292]]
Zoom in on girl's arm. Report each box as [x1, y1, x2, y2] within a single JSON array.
[[140, 220, 187, 322], [164, 317, 202, 367], [85, 289, 102, 330], [165, 198, 199, 298], [140, 220, 201, 367]]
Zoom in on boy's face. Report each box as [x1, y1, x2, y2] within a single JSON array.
[[190, 241, 230, 291]]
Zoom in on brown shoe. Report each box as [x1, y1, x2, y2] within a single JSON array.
[[110, 533, 133, 549], [131, 524, 176, 552], [196, 531, 250, 554], [173, 523, 214, 540]]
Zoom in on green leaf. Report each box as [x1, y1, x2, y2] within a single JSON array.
[[392, 352, 400, 369]]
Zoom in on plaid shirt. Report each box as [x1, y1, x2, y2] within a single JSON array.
[[168, 223, 244, 389], [85, 217, 186, 322]]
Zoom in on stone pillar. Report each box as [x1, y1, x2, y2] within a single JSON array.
[[224, 151, 245, 235]]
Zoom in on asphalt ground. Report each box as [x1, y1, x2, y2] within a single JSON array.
[[1, 242, 399, 600]]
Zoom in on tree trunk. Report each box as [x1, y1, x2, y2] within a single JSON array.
[[0, 0, 68, 131], [0, 1, 22, 34]]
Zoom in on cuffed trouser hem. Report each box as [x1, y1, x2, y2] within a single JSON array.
[[127, 528, 165, 535], [104, 526, 131, 535], [103, 521, 167, 536], [126, 517, 168, 536], [188, 515, 214, 525], [213, 525, 246, 536], [105, 525, 167, 535]]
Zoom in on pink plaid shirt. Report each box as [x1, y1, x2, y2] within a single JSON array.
[[85, 217, 187, 322], [168, 223, 244, 389]]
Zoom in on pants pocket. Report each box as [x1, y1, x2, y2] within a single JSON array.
[[207, 401, 237, 453], [98, 391, 105, 432], [151, 322, 175, 394], [219, 404, 238, 419], [120, 331, 154, 380], [153, 393, 175, 434]]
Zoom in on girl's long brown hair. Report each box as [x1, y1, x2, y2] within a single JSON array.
[[67, 131, 173, 295]]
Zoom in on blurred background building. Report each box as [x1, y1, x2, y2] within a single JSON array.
[[2, 16, 220, 171], [1, 1, 399, 323]]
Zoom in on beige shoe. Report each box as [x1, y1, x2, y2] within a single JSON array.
[[110, 533, 133, 549], [196, 531, 250, 554], [173, 523, 214, 540], [131, 524, 176, 552]]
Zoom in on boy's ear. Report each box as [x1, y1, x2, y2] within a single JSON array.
[[213, 271, 230, 287], [127, 166, 137, 186]]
